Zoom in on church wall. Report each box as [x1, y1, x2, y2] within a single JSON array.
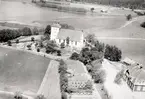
[[50, 27, 60, 40], [55, 38, 84, 49]]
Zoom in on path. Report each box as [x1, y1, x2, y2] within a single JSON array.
[[119, 17, 138, 29], [0, 90, 33, 99], [0, 44, 68, 60], [97, 37, 145, 41], [37, 60, 61, 99]]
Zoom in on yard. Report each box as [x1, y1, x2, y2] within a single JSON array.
[[102, 59, 145, 99], [0, 47, 50, 94]]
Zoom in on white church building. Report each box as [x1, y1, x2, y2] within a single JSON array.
[[50, 23, 85, 49]]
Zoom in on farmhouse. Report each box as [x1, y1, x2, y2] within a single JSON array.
[[65, 60, 93, 94], [50, 23, 84, 49], [123, 61, 145, 92]]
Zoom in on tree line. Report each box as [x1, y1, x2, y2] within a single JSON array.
[[0, 27, 39, 42], [73, 0, 145, 9]]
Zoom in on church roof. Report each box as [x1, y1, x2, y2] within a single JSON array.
[[51, 23, 61, 28], [57, 29, 83, 42]]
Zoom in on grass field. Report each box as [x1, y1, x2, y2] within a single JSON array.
[[0, 47, 50, 93]]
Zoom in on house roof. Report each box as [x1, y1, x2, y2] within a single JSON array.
[[127, 65, 145, 85], [57, 29, 83, 42], [121, 57, 136, 65], [65, 60, 87, 74]]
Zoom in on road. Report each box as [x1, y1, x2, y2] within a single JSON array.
[[37, 60, 61, 99]]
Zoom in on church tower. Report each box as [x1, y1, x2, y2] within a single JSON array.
[[50, 22, 61, 40]]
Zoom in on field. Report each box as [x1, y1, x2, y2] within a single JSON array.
[[0, 47, 50, 94]]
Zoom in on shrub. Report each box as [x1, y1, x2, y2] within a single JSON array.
[[37, 48, 40, 52], [16, 39, 19, 44], [84, 80, 93, 90], [35, 94, 46, 99], [70, 52, 79, 60], [126, 14, 132, 21], [91, 7, 95, 12], [114, 70, 124, 84], [60, 42, 65, 49], [14, 91, 22, 99], [57, 50, 61, 56], [27, 44, 31, 50], [31, 37, 35, 42], [45, 40, 58, 54], [104, 44, 122, 61], [93, 70, 105, 83], [59, 60, 68, 92], [141, 22, 145, 28], [38, 41, 44, 48], [66, 37, 70, 46], [61, 92, 67, 99], [7, 40, 12, 46]]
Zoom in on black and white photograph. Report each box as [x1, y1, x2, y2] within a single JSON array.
[[0, 0, 145, 99]]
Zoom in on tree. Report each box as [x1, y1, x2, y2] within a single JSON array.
[[33, 27, 39, 35], [7, 40, 12, 46], [79, 47, 103, 65], [104, 44, 122, 61], [126, 14, 132, 21], [45, 40, 57, 54], [93, 70, 105, 83], [44, 25, 51, 40], [66, 37, 70, 46], [85, 34, 96, 45], [61, 92, 67, 99], [27, 44, 31, 50], [114, 70, 124, 84], [16, 39, 19, 44], [39, 41, 44, 48], [31, 37, 35, 42], [57, 50, 61, 56], [21, 27, 32, 36], [60, 23, 74, 30], [91, 7, 95, 12], [141, 22, 145, 28], [14, 91, 22, 99], [70, 52, 79, 60], [37, 48, 40, 52], [59, 59, 68, 92], [60, 42, 65, 49], [84, 80, 93, 90], [0, 29, 20, 42]]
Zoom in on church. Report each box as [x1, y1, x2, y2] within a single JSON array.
[[50, 22, 85, 49]]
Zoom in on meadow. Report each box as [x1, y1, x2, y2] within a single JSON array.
[[0, 47, 50, 93]]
